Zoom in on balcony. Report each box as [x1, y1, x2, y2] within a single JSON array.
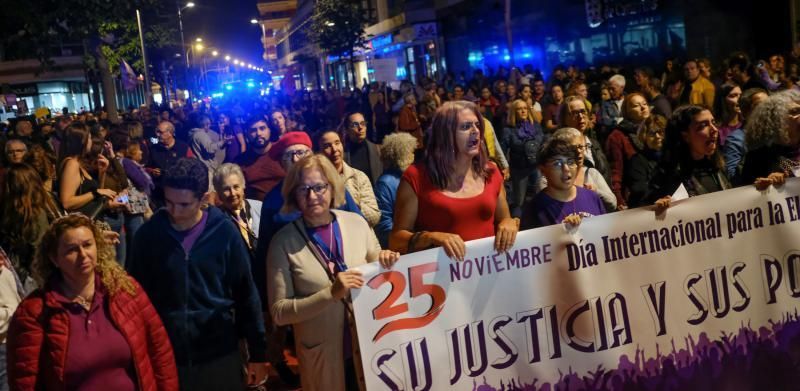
[[257, 0, 297, 14], [262, 36, 279, 47], [262, 17, 292, 31]]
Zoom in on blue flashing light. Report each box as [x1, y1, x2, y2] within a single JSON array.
[[211, 92, 224, 98], [503, 55, 510, 61], [523, 52, 532, 58], [246, 82, 255, 88], [224, 85, 233, 91], [396, 67, 407, 78]]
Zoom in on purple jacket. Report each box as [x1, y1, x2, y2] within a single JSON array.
[[121, 158, 155, 196]]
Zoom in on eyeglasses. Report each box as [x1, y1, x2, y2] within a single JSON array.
[[282, 149, 310, 161], [646, 129, 665, 138], [569, 109, 588, 118], [295, 183, 329, 197], [547, 158, 578, 169], [349, 121, 366, 128], [458, 121, 481, 131], [574, 144, 590, 152]]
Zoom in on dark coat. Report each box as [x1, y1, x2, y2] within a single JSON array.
[[130, 206, 267, 365]]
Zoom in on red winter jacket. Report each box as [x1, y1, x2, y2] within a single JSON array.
[[7, 275, 179, 391]]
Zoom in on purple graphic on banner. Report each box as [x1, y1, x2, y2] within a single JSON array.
[[475, 312, 800, 390]]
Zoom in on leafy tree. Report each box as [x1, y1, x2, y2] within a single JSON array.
[[308, 0, 368, 88], [0, 0, 168, 121]]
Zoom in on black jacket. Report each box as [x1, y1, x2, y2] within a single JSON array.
[[130, 206, 267, 365]]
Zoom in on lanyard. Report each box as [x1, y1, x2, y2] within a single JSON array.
[[307, 219, 347, 274]]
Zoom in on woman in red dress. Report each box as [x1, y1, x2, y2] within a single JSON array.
[[390, 101, 519, 260]]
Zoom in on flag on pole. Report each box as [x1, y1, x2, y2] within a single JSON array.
[[121, 59, 138, 91]]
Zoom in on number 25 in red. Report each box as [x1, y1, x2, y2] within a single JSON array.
[[367, 262, 446, 342]]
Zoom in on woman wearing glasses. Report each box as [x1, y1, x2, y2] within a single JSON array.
[[390, 101, 519, 261], [266, 154, 398, 391], [625, 115, 667, 208], [559, 95, 611, 181]]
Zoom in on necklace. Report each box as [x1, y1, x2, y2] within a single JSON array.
[[61, 281, 95, 311], [73, 295, 93, 311]]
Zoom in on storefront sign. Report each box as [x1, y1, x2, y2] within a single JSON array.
[[413, 23, 438, 40], [353, 179, 800, 390], [586, 0, 659, 28], [371, 34, 394, 49], [10, 83, 38, 96]]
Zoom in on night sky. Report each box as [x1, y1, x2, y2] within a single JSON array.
[[179, 0, 264, 66]]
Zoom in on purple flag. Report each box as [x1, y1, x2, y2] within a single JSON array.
[[120, 59, 138, 91]]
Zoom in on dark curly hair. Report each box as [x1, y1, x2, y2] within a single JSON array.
[[163, 158, 208, 199]]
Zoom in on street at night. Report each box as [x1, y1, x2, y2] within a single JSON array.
[[3, 0, 800, 390]]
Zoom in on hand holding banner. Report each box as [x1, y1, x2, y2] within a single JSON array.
[[353, 179, 800, 390]]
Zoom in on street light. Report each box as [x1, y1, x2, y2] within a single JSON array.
[[250, 18, 258, 24], [212, 50, 218, 56], [195, 37, 203, 42], [178, 2, 196, 68], [224, 55, 231, 61]]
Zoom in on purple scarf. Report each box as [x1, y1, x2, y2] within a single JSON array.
[[517, 120, 538, 139]]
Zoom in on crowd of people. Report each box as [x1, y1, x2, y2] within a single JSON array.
[[0, 47, 798, 391]]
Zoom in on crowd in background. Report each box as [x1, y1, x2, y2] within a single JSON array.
[[0, 47, 798, 391]]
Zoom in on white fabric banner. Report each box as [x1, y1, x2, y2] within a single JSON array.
[[352, 179, 800, 390]]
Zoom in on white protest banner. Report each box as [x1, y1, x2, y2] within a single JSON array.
[[352, 179, 800, 390]]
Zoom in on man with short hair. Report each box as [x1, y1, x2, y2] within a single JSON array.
[[130, 158, 268, 391], [189, 114, 227, 190], [234, 116, 285, 200], [681, 59, 715, 109], [0, 139, 28, 192], [342, 112, 382, 183], [147, 121, 193, 203], [12, 120, 33, 138], [599, 74, 626, 141], [4, 139, 27, 164], [642, 76, 672, 118], [729, 54, 767, 91], [532, 78, 546, 103]]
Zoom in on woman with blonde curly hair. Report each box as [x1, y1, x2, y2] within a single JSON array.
[[7, 214, 178, 391], [374, 132, 418, 247]]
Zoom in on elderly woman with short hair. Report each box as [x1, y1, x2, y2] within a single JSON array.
[[267, 154, 399, 391], [740, 89, 800, 188], [213, 163, 262, 257], [374, 132, 418, 247]]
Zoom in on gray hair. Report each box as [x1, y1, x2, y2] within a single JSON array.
[[5, 139, 27, 154], [745, 89, 800, 149], [609, 74, 626, 88], [552, 127, 582, 142], [212, 163, 246, 193], [380, 132, 417, 171]]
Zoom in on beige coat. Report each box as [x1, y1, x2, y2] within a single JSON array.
[[342, 162, 381, 227], [267, 210, 381, 391]]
